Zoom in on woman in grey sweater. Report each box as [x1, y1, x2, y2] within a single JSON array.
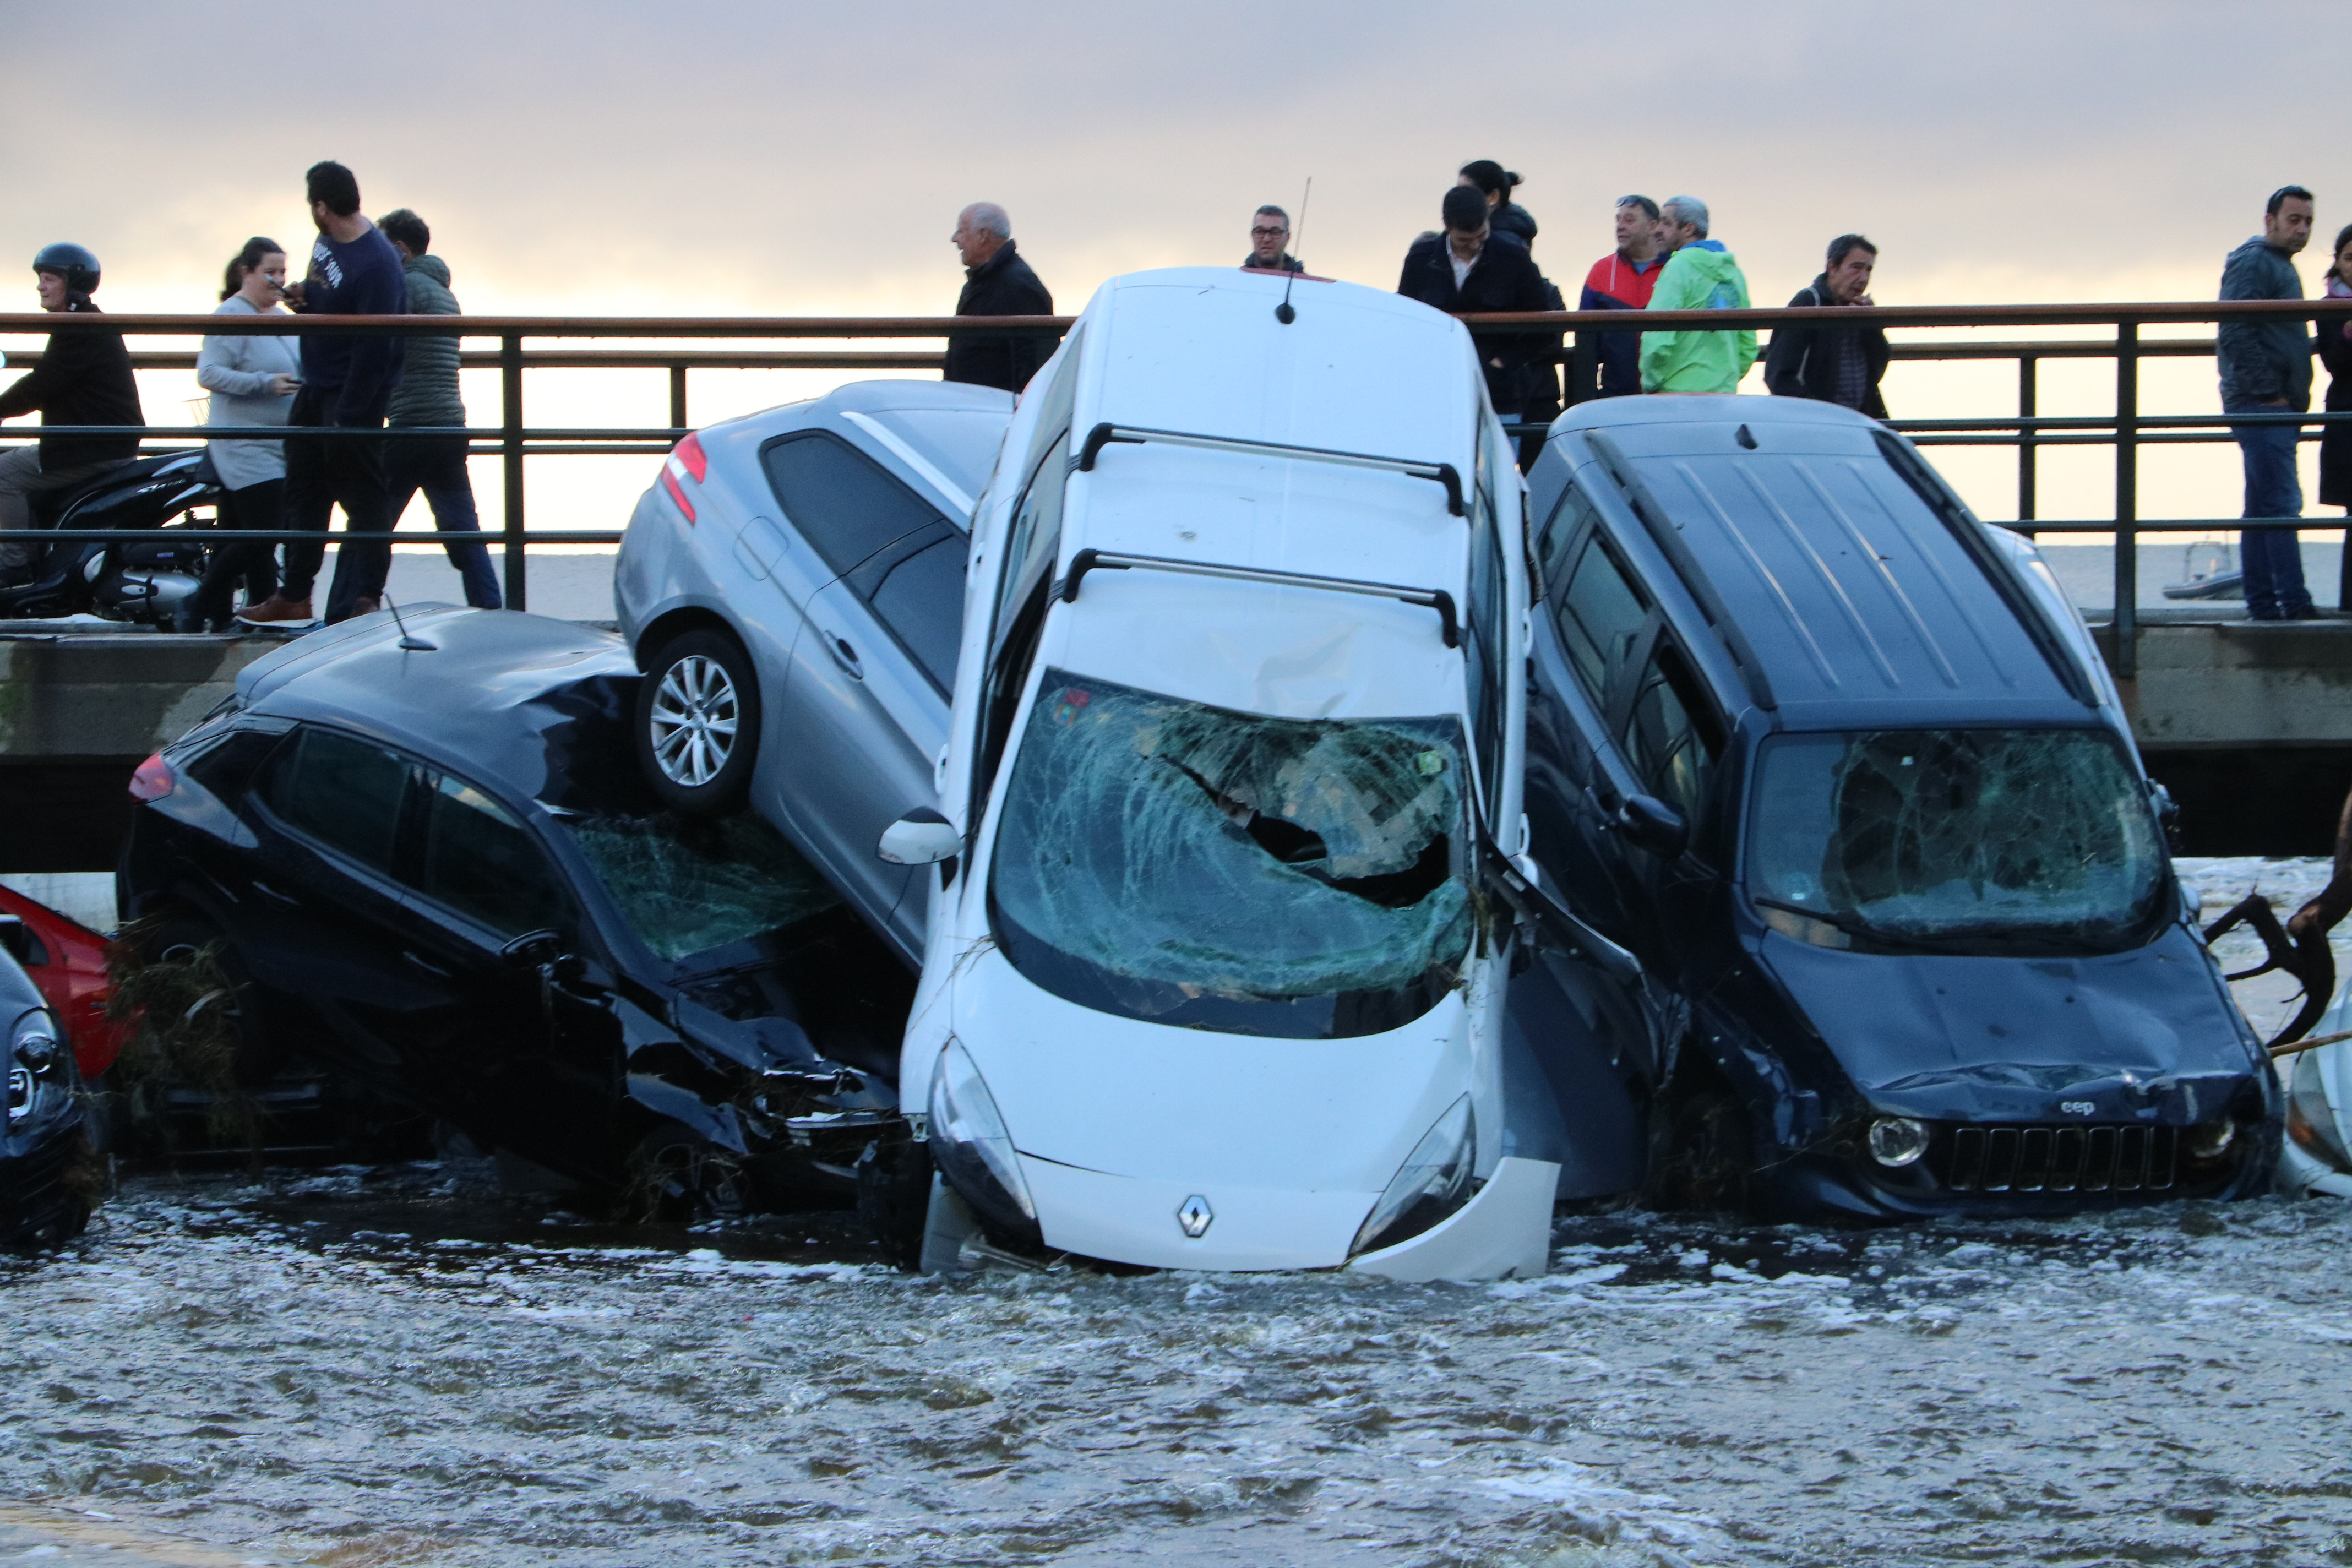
[[183, 237, 301, 631]]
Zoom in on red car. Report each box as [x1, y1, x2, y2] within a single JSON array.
[[0, 886, 123, 1079]]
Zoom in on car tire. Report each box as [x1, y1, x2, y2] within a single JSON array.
[[144, 916, 287, 1087], [636, 629, 761, 815], [622, 1126, 749, 1224], [1643, 1066, 1753, 1214]]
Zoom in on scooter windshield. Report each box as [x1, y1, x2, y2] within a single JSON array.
[[1747, 727, 2168, 956], [989, 671, 1473, 1039]]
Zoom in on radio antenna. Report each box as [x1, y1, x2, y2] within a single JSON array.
[[1275, 176, 1312, 325], [383, 592, 437, 652]]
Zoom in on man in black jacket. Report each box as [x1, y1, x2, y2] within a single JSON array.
[[1762, 235, 1889, 419], [0, 244, 144, 579], [944, 204, 1056, 394], [238, 160, 408, 627], [1397, 186, 1551, 422]]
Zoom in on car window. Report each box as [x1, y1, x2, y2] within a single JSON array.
[[1555, 535, 1649, 706], [416, 772, 576, 938], [760, 432, 946, 581], [845, 524, 965, 693], [1537, 484, 1598, 591], [1466, 430, 1509, 823], [266, 727, 410, 875], [994, 433, 1068, 651], [1624, 641, 1721, 826]]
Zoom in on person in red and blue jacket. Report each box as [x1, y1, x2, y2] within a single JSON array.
[[1578, 196, 1668, 398]]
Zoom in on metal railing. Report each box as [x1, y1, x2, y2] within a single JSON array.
[[4, 300, 2349, 674]]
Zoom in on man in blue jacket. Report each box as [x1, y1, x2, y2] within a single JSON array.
[[237, 160, 406, 627], [2219, 186, 2318, 620]]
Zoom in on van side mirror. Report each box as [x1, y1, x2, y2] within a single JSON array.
[[879, 808, 961, 866], [1615, 794, 1689, 859]]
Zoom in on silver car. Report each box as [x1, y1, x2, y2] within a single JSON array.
[[615, 380, 1014, 965]]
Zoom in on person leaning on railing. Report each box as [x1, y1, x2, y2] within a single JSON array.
[[2319, 222, 2352, 611], [1762, 234, 1890, 419], [181, 237, 300, 633], [0, 244, 144, 585], [2218, 184, 2319, 621]]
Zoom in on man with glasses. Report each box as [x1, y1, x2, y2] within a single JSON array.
[[1244, 206, 1303, 274]]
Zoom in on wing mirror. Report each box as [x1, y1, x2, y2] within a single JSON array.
[[1614, 794, 1689, 859], [500, 929, 585, 981], [878, 808, 961, 866]]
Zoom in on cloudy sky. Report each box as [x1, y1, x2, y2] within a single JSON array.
[[4, 0, 2346, 536]]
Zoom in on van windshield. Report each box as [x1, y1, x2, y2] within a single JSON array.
[[988, 670, 1473, 1039], [1746, 728, 2168, 955]]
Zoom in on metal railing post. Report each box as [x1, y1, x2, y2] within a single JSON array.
[[502, 333, 526, 613], [2114, 322, 2139, 678], [2017, 355, 2038, 523], [669, 364, 688, 432]]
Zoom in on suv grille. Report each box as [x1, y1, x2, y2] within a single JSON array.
[[1934, 1123, 2178, 1194]]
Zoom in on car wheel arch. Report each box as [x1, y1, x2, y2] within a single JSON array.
[[632, 606, 743, 672]]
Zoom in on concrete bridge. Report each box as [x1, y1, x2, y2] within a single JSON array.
[[5, 611, 2348, 872]]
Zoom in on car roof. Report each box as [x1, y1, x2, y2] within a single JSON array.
[[1544, 395, 2093, 725], [233, 608, 638, 803], [698, 378, 1015, 519]]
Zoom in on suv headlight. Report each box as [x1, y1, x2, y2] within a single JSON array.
[[8, 1009, 64, 1126], [1352, 1095, 1476, 1257], [927, 1040, 1039, 1243]]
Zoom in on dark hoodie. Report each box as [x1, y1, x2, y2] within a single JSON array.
[[296, 222, 407, 424], [0, 295, 145, 470]]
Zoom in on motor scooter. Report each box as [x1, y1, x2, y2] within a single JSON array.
[[0, 449, 226, 624]]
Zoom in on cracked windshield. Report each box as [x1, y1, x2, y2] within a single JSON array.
[[563, 812, 841, 962], [1747, 728, 2168, 953], [989, 671, 1472, 1037]]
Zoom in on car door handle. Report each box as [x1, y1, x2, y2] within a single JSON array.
[[827, 634, 863, 679], [401, 949, 455, 978], [250, 879, 301, 907]]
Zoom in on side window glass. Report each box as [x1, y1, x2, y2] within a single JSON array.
[[994, 433, 1068, 647], [1465, 458, 1507, 818], [1624, 642, 1723, 825], [417, 774, 576, 938], [1555, 537, 1648, 705], [267, 727, 410, 874], [1537, 485, 1597, 591], [761, 433, 945, 580], [848, 525, 966, 693]]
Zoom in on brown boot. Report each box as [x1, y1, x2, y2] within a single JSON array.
[[234, 594, 317, 626]]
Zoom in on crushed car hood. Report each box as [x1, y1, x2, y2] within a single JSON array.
[[1760, 921, 2266, 1123]]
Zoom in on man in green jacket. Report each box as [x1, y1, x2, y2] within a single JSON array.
[[1638, 196, 1756, 394]]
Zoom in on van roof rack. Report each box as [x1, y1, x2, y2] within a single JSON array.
[[1075, 422, 1464, 517], [1057, 547, 1460, 647]]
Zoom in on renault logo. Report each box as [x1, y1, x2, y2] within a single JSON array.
[[1176, 1194, 1213, 1238]]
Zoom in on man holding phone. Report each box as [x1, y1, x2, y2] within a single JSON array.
[[236, 160, 407, 627]]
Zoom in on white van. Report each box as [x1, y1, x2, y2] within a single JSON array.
[[880, 267, 1558, 1278]]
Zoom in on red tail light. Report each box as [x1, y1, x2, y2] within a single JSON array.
[[660, 432, 707, 523], [128, 753, 176, 802]]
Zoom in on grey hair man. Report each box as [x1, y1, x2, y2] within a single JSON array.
[[1245, 205, 1302, 273], [945, 203, 1057, 394], [1638, 195, 1755, 394]]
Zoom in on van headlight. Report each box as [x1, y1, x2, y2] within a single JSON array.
[[2288, 1052, 2352, 1172], [1351, 1096, 1476, 1257], [927, 1040, 1041, 1243]]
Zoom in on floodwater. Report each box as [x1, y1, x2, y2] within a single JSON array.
[[4, 857, 2351, 1567]]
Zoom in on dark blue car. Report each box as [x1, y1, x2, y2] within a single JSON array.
[[1510, 394, 2278, 1217]]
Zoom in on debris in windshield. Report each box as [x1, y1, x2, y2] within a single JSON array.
[[1751, 729, 2164, 947], [993, 675, 1471, 1009], [565, 812, 841, 961]]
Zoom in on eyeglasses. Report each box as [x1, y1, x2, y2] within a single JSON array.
[[1250, 227, 1288, 238]]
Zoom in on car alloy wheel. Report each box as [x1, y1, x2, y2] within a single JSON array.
[[648, 654, 739, 788]]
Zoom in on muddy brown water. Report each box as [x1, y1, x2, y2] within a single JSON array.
[[3, 1160, 2351, 1568]]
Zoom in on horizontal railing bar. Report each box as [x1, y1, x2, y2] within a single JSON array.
[[6, 341, 2225, 374], [31, 529, 624, 544], [5, 301, 2349, 340]]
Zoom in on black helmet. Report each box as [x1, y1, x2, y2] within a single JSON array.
[[32, 243, 99, 295]]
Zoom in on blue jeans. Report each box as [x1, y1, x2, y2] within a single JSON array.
[[2228, 399, 2309, 617], [332, 434, 503, 611]]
